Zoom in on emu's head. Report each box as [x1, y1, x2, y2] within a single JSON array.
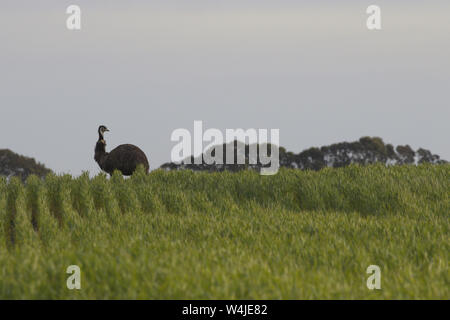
[[98, 125, 110, 140]]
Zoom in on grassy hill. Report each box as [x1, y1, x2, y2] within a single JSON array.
[[0, 164, 448, 299]]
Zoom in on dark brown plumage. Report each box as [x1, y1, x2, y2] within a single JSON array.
[[94, 125, 149, 176]]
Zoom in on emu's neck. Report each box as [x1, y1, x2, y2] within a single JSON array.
[[94, 141, 108, 169]]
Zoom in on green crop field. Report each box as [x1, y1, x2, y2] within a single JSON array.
[[0, 164, 448, 299]]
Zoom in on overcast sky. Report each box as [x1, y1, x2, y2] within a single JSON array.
[[1, 1, 449, 175]]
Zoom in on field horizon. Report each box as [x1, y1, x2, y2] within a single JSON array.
[[0, 164, 448, 299]]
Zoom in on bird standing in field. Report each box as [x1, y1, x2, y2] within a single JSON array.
[[94, 125, 150, 176]]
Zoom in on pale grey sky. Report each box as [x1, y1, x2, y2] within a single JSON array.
[[1, 1, 449, 175]]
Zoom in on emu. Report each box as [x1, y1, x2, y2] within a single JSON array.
[[94, 125, 149, 176]]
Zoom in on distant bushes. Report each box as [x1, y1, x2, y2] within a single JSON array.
[[0, 149, 52, 181], [161, 137, 447, 172]]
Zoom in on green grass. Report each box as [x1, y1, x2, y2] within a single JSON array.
[[0, 164, 448, 299]]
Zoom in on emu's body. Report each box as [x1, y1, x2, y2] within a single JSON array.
[[94, 126, 149, 176]]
